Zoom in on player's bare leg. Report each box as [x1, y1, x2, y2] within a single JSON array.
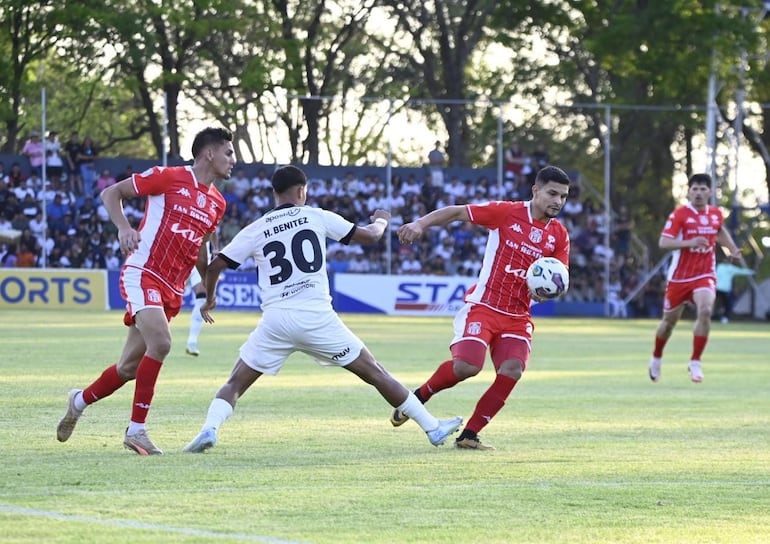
[[122, 308, 172, 455], [184, 358, 262, 453], [650, 305, 683, 382], [688, 289, 716, 383], [345, 348, 462, 446], [57, 324, 146, 443]]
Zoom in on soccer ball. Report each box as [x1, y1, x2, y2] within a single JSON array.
[[526, 257, 569, 300]]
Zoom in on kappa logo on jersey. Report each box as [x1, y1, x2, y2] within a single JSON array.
[[146, 289, 161, 303], [504, 265, 527, 277], [170, 222, 204, 243], [510, 223, 523, 233], [467, 321, 482, 335], [686, 217, 697, 224], [545, 234, 556, 251], [529, 227, 543, 244], [176, 188, 192, 198], [196, 192, 207, 208]]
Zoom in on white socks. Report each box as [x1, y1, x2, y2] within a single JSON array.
[[187, 297, 205, 346], [202, 397, 234, 431], [397, 391, 439, 432]]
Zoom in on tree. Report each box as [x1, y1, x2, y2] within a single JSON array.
[[0, 0, 65, 152], [377, 0, 500, 167]]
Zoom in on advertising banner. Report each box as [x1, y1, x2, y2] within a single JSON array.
[[0, 269, 107, 310], [107, 270, 261, 311]]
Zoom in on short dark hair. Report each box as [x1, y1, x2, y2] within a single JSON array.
[[272, 165, 307, 194], [191, 127, 233, 158], [688, 173, 711, 187], [535, 165, 571, 186]]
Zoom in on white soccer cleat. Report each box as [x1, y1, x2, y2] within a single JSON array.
[[426, 416, 463, 446], [183, 428, 217, 453], [649, 357, 662, 382], [186, 344, 200, 356], [688, 360, 704, 383]]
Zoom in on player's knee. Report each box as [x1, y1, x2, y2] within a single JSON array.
[[453, 359, 482, 380], [497, 359, 524, 380], [450, 341, 487, 378]]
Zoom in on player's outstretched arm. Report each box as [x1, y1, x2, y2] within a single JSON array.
[[398, 205, 469, 244]]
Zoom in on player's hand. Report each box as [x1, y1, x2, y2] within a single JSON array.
[[118, 228, 141, 255], [200, 299, 217, 324], [371, 209, 391, 223], [689, 236, 709, 249], [398, 222, 424, 244], [529, 290, 547, 303]]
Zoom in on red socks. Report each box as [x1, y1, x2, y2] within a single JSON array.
[[653, 336, 667, 358], [82, 364, 127, 405], [418, 360, 459, 402], [131, 355, 163, 424], [465, 374, 518, 434], [654, 335, 708, 360], [691, 335, 708, 361]]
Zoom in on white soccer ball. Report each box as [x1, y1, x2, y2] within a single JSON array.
[[526, 257, 569, 300]]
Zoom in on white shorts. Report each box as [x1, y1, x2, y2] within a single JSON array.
[[239, 308, 365, 375]]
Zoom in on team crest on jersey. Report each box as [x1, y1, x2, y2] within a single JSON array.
[[196, 192, 207, 208], [467, 321, 482, 335], [146, 289, 161, 303], [699, 215, 709, 226], [529, 227, 543, 244]]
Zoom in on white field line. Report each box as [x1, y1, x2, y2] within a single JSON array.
[[0, 504, 311, 544]]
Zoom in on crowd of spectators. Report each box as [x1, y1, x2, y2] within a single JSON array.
[[0, 138, 664, 317]]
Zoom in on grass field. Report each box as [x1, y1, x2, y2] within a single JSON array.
[[0, 309, 768, 543]]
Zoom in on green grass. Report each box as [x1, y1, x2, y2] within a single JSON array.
[[1, 310, 769, 543]]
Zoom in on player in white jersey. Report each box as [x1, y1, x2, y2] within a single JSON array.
[[183, 165, 463, 453]]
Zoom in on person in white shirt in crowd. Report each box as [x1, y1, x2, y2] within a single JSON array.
[[230, 168, 251, 199], [45, 131, 65, 180], [366, 188, 388, 214], [401, 174, 421, 198], [249, 168, 269, 192]]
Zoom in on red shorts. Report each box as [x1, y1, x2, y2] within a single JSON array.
[[663, 277, 716, 312], [119, 266, 183, 326], [450, 303, 533, 370]]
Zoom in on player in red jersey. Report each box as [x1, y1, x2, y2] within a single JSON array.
[[648, 173, 741, 384], [390, 165, 571, 450], [56, 127, 235, 454]]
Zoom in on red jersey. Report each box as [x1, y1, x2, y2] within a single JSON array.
[[465, 200, 570, 316], [661, 204, 723, 283], [123, 166, 226, 294]]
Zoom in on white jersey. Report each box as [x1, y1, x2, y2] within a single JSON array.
[[219, 204, 356, 310]]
